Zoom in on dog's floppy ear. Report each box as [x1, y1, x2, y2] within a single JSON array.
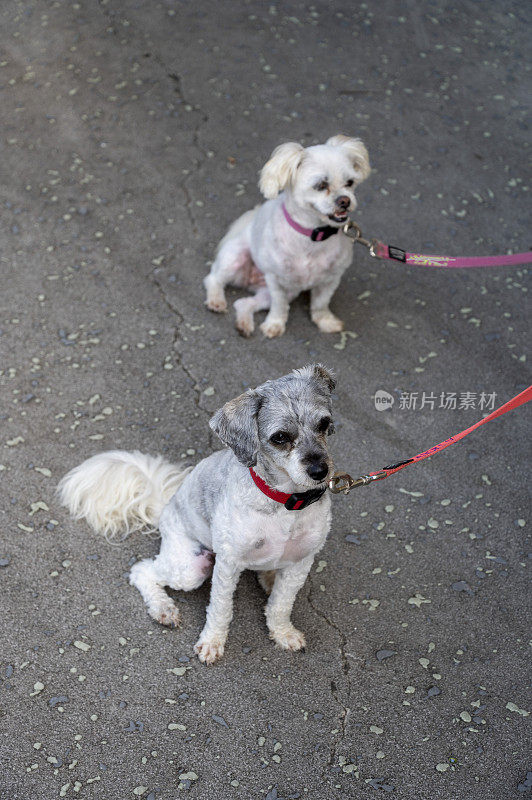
[[326, 135, 371, 183], [312, 363, 336, 393], [209, 390, 261, 467], [259, 142, 305, 199]]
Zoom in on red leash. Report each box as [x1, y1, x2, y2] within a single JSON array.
[[329, 384, 532, 493], [342, 220, 532, 269]]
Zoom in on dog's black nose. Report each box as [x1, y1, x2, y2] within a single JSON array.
[[306, 462, 329, 481], [336, 195, 350, 210]]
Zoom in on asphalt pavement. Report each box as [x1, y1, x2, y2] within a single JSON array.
[[0, 1, 530, 798]]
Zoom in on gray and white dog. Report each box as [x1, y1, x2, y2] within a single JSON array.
[[58, 365, 336, 664]]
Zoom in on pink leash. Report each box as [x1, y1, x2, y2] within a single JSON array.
[[342, 221, 532, 268]]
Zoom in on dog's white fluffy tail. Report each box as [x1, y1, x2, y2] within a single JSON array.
[[58, 450, 191, 540]]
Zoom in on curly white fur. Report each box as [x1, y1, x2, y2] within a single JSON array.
[[204, 134, 370, 337], [57, 450, 191, 540]]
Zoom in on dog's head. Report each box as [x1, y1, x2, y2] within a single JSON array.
[[259, 134, 370, 225], [210, 364, 336, 489]]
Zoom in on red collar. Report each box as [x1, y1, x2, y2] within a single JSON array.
[[249, 467, 326, 511]]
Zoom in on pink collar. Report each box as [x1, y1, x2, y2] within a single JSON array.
[[282, 203, 340, 243]]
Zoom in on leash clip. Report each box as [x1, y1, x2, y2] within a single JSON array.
[[342, 221, 378, 257], [328, 470, 387, 494]]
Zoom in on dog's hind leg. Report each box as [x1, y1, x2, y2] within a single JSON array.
[[204, 241, 254, 313], [129, 558, 184, 628], [129, 527, 214, 628], [204, 208, 258, 312], [234, 286, 271, 337]]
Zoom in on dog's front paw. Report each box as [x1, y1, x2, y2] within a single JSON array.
[[311, 310, 344, 333], [236, 320, 253, 337], [194, 636, 226, 665], [270, 625, 306, 652], [260, 318, 286, 338], [234, 298, 254, 337]]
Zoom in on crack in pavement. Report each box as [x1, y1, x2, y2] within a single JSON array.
[[306, 581, 352, 777], [150, 266, 217, 454], [96, 0, 210, 234], [166, 70, 209, 234], [95, 2, 215, 445]]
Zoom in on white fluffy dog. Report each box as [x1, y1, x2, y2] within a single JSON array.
[[58, 365, 336, 664], [204, 134, 370, 337]]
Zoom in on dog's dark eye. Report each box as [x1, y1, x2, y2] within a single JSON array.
[[315, 180, 329, 192], [270, 431, 291, 445], [345, 179, 354, 188], [317, 417, 332, 433]]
